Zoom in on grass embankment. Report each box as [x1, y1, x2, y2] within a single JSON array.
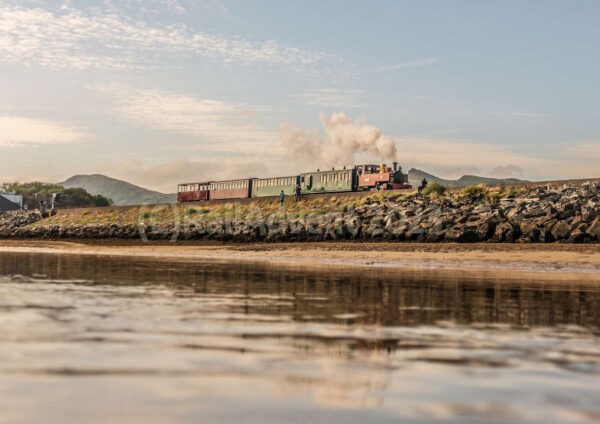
[[31, 183, 538, 228]]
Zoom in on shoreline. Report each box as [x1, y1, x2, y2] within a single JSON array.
[[1, 240, 600, 283]]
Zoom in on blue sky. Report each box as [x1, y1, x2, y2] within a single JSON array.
[[0, 0, 598, 191]]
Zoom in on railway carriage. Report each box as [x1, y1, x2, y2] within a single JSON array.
[[300, 168, 356, 194], [251, 176, 300, 198], [177, 182, 210, 202], [210, 179, 253, 200]]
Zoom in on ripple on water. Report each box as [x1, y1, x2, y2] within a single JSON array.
[[0, 252, 598, 423]]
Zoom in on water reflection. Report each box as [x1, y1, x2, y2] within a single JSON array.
[[2, 252, 599, 329], [0, 252, 599, 423]]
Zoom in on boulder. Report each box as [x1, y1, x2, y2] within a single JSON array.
[[551, 221, 571, 240], [587, 218, 600, 239]]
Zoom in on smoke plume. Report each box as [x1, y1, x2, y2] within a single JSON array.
[[280, 112, 397, 167]]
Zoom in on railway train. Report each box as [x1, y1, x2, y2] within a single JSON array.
[[177, 162, 411, 202]]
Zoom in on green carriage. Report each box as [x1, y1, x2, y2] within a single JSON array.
[[251, 176, 300, 198], [300, 168, 357, 194]]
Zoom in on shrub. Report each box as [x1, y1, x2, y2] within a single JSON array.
[[461, 185, 488, 198], [1, 182, 112, 207], [422, 182, 446, 196], [92, 194, 112, 207], [499, 186, 527, 199]]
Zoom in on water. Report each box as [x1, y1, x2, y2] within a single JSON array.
[[0, 252, 599, 423]]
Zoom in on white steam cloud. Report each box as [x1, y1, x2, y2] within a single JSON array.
[[280, 113, 397, 167]]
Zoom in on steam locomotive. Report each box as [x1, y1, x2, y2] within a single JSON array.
[[177, 162, 411, 202]]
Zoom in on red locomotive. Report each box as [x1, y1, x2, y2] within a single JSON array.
[[356, 162, 411, 191]]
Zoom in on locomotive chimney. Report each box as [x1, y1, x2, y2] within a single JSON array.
[[393, 161, 398, 172]]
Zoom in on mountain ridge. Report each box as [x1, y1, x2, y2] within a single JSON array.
[[407, 168, 528, 188], [61, 174, 176, 206]]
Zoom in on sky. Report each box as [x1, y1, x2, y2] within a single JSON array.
[[0, 0, 599, 193]]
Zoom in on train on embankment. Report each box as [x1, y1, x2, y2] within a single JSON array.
[[177, 162, 411, 202]]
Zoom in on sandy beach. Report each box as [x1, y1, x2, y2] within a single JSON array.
[[1, 240, 600, 282]]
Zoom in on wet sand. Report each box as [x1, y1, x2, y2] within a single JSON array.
[[1, 240, 600, 282]]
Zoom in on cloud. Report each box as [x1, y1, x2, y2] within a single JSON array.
[[564, 142, 600, 160], [371, 57, 437, 73], [96, 84, 278, 149], [489, 165, 525, 178], [393, 136, 600, 181], [93, 158, 269, 193], [395, 136, 544, 178], [0, 5, 329, 71], [489, 111, 553, 118], [296, 88, 365, 108], [0, 116, 86, 147]]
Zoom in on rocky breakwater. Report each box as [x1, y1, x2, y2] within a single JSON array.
[[0, 211, 41, 234], [1, 182, 599, 243]]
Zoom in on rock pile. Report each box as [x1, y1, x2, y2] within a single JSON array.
[[0, 211, 40, 233], [1, 182, 599, 243]]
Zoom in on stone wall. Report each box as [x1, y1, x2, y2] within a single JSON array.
[[1, 182, 599, 243]]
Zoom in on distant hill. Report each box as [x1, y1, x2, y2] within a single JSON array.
[[61, 175, 176, 206], [408, 168, 528, 188]]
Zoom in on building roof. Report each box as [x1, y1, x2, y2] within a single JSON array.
[[0, 195, 19, 211]]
